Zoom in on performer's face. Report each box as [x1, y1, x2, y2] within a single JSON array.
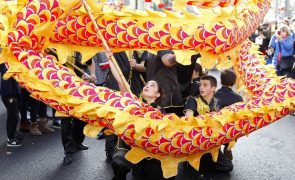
[[142, 80, 161, 101], [199, 80, 216, 99]]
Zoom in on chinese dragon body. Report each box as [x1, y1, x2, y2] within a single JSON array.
[[0, 0, 294, 178]]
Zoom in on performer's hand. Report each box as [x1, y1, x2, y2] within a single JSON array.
[[105, 50, 113, 60], [129, 59, 137, 68], [88, 75, 96, 83], [82, 74, 88, 81], [162, 53, 177, 67], [82, 74, 96, 83]]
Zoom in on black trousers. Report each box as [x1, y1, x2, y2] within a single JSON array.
[[20, 88, 39, 122], [38, 102, 47, 118], [105, 134, 118, 158], [61, 117, 86, 154], [277, 69, 295, 80], [112, 140, 173, 180], [2, 96, 20, 140], [51, 108, 58, 120], [176, 151, 233, 180], [132, 158, 174, 180], [112, 139, 133, 179]]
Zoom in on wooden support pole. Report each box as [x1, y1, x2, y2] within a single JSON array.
[[82, 0, 132, 93]]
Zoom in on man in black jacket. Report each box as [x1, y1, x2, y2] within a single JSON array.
[[45, 49, 94, 165], [215, 69, 243, 160], [215, 69, 243, 109], [60, 51, 94, 165], [0, 63, 22, 147]]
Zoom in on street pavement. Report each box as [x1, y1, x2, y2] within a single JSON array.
[[0, 99, 295, 180]]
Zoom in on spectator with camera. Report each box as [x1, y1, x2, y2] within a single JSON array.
[[268, 25, 294, 76]]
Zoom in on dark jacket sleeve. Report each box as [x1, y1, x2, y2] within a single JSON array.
[[237, 95, 243, 102], [184, 96, 197, 114], [0, 63, 5, 75]]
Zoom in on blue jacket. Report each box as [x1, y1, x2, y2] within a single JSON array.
[[269, 35, 294, 66], [0, 64, 21, 97]]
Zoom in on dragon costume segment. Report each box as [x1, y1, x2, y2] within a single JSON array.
[[0, 0, 294, 178]]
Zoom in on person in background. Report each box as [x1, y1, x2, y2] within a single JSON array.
[[269, 25, 294, 76], [215, 69, 243, 160], [43, 49, 61, 129], [51, 108, 61, 129], [58, 51, 95, 165], [37, 102, 55, 134], [19, 90, 54, 135], [259, 23, 272, 64], [0, 63, 22, 147], [255, 31, 265, 51], [19, 88, 41, 135], [93, 52, 110, 87], [288, 22, 295, 80], [90, 52, 110, 140], [283, 18, 291, 28], [249, 30, 258, 43], [215, 69, 243, 109], [19, 89, 30, 132]]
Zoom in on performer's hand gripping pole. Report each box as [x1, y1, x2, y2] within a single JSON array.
[[82, 0, 132, 93]]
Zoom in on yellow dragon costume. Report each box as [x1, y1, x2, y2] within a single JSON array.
[[0, 0, 294, 178]]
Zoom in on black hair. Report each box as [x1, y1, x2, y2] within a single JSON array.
[[194, 63, 205, 77], [200, 75, 217, 87], [150, 80, 162, 95], [220, 69, 237, 87], [144, 79, 163, 105]]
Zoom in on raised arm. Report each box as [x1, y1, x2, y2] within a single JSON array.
[[129, 59, 146, 72], [158, 50, 177, 67], [86, 59, 96, 82]]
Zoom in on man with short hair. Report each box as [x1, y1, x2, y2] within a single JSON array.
[[215, 69, 243, 160], [61, 51, 93, 165], [183, 75, 233, 179], [184, 75, 220, 117], [215, 69, 243, 109]]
